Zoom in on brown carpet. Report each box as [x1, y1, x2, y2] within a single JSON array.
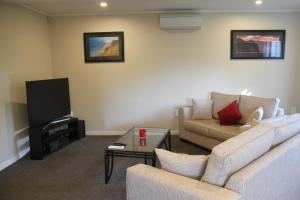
[[0, 136, 210, 200]]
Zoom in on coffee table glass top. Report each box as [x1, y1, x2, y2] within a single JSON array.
[[108, 127, 170, 153]]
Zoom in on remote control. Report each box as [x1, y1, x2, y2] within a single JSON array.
[[113, 143, 127, 146]]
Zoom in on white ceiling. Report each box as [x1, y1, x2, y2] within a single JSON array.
[[4, 0, 300, 16]]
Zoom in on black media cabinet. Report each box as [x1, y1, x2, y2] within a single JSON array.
[[29, 117, 85, 160]]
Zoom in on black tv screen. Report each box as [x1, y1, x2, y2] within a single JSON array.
[[26, 78, 71, 125]]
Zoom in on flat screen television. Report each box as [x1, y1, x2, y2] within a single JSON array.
[[26, 78, 71, 125]]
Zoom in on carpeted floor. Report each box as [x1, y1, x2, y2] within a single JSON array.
[[0, 136, 210, 200]]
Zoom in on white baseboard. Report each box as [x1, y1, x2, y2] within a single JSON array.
[[0, 147, 30, 171], [87, 130, 179, 136]]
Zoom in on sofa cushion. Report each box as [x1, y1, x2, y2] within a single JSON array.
[[184, 120, 210, 136], [201, 123, 274, 187], [218, 100, 242, 125], [266, 114, 300, 146], [239, 95, 280, 124], [155, 148, 209, 179], [184, 119, 242, 141], [211, 92, 240, 119], [208, 124, 243, 141], [191, 99, 213, 120]]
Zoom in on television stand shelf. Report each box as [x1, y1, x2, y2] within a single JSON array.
[[29, 117, 85, 160]]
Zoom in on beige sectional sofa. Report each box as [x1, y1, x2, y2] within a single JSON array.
[[126, 114, 300, 200], [179, 92, 284, 150]]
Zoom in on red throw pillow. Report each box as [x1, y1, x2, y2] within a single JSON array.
[[218, 100, 242, 125]]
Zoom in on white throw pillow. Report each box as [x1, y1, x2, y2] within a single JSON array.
[[246, 106, 264, 123], [191, 99, 213, 120], [155, 148, 209, 179]]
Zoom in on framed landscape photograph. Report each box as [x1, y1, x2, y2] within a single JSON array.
[[231, 30, 285, 59], [84, 32, 124, 63]]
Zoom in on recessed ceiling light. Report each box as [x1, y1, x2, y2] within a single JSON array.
[[100, 1, 108, 7], [255, 0, 263, 5]]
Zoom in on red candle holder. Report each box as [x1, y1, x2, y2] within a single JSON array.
[[139, 128, 146, 138]]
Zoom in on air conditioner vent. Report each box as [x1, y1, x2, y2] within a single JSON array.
[[160, 13, 202, 30]]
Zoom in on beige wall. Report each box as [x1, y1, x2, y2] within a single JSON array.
[[0, 4, 53, 169], [292, 23, 300, 112], [0, 5, 299, 168], [50, 13, 300, 133]]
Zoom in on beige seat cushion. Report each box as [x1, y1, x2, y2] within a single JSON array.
[[201, 123, 274, 187], [239, 95, 280, 124], [211, 92, 240, 119], [266, 113, 300, 146], [184, 119, 242, 141], [184, 120, 210, 136], [208, 124, 242, 141]]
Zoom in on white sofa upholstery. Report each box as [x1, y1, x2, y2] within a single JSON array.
[[179, 92, 284, 150], [127, 164, 241, 200], [226, 133, 300, 200], [201, 123, 274, 186], [126, 114, 300, 200]]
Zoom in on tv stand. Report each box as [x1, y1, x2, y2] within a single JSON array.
[[43, 117, 71, 130], [29, 117, 85, 160]]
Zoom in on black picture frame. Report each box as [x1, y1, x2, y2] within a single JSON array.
[[83, 32, 124, 63], [230, 30, 285, 59]]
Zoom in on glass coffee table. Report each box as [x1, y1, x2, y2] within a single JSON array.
[[104, 127, 171, 184]]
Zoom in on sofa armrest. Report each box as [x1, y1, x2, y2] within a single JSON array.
[[179, 106, 193, 120], [276, 107, 285, 117], [127, 164, 241, 200], [178, 106, 192, 135]]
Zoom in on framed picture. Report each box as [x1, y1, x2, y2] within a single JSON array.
[[83, 32, 124, 63], [231, 30, 285, 59]]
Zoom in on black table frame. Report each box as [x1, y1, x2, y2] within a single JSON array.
[[104, 129, 171, 184]]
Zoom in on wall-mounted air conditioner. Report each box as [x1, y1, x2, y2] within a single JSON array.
[[160, 13, 202, 30]]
